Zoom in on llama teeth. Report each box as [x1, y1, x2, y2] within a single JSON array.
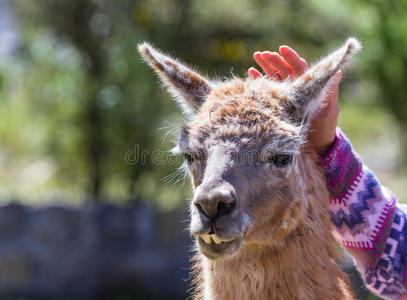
[[209, 236, 214, 244], [211, 234, 222, 245], [201, 234, 212, 244]]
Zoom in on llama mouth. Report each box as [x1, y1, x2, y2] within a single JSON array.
[[197, 235, 243, 260], [199, 234, 224, 245]]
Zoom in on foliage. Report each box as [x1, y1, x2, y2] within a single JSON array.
[[0, 0, 406, 209]]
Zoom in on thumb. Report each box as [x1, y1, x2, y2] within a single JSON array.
[[330, 70, 342, 93], [324, 70, 342, 105], [333, 70, 342, 86]]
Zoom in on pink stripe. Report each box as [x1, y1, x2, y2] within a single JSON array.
[[370, 197, 396, 246], [341, 240, 373, 250], [337, 172, 363, 206]]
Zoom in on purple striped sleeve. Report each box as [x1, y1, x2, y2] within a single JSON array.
[[320, 128, 407, 299]]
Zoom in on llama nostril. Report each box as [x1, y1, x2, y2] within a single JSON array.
[[194, 201, 214, 218], [193, 183, 237, 219], [194, 191, 236, 219], [217, 201, 234, 216], [195, 203, 205, 215]]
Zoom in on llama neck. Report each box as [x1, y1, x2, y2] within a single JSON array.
[[195, 216, 349, 300]]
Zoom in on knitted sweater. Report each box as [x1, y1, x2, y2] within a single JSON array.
[[321, 128, 407, 300]]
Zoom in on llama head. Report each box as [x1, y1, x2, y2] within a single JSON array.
[[138, 38, 361, 260]]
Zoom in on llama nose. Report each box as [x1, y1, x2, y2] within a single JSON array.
[[193, 185, 236, 219]]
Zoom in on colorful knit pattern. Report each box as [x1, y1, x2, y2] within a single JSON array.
[[359, 206, 407, 299], [321, 128, 407, 299], [321, 129, 363, 206]]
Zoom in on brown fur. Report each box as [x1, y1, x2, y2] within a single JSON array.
[[138, 38, 361, 300], [192, 157, 354, 299], [188, 79, 354, 300]]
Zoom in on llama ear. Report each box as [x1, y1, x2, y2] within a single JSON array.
[[138, 42, 213, 116], [286, 38, 361, 124]]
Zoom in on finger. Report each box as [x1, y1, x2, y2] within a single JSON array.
[[279, 46, 308, 77], [253, 51, 280, 80], [248, 67, 263, 79], [261, 51, 293, 80]]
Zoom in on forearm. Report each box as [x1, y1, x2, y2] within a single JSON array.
[[321, 128, 407, 299]]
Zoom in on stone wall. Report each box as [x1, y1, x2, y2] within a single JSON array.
[[0, 202, 191, 299], [0, 202, 376, 300]]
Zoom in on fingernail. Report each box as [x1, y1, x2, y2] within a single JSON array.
[[279, 45, 289, 52], [280, 45, 295, 54], [261, 51, 278, 60], [253, 51, 262, 59], [262, 51, 278, 56]]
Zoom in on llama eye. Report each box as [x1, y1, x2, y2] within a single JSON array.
[[184, 153, 195, 164], [269, 154, 293, 167]]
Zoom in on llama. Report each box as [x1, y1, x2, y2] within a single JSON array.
[[138, 38, 361, 300]]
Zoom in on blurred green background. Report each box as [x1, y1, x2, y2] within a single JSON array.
[[1, 0, 407, 208], [0, 1, 407, 299]]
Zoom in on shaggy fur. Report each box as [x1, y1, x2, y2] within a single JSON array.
[[138, 38, 361, 300]]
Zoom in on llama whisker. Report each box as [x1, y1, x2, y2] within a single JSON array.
[[159, 124, 179, 145], [161, 167, 183, 183]]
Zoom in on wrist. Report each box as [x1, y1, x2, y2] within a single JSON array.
[[319, 127, 348, 164], [316, 142, 335, 157], [311, 130, 337, 157]]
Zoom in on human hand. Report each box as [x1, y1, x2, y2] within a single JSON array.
[[249, 46, 341, 156]]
